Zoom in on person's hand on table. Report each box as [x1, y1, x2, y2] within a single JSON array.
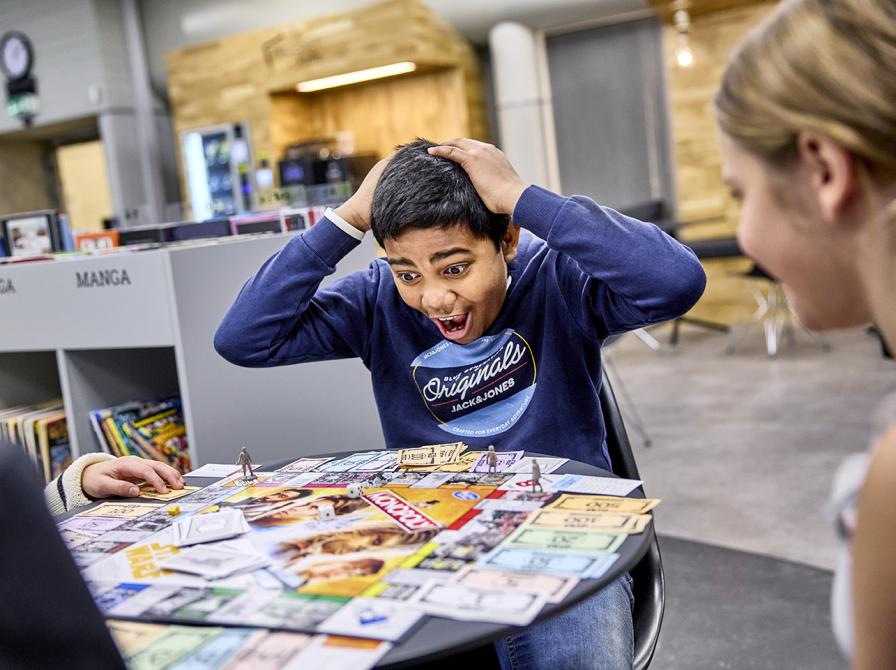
[[333, 157, 391, 233], [427, 138, 529, 216], [82, 455, 185, 499]]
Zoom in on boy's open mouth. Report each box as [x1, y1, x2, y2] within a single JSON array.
[[432, 313, 471, 341]]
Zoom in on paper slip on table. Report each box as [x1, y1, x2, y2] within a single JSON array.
[[60, 450, 653, 669]]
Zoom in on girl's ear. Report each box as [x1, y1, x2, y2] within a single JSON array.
[[796, 131, 859, 226]]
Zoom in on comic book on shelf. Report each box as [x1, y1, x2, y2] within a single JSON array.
[[89, 397, 190, 473], [38, 412, 72, 481], [0, 401, 69, 483]]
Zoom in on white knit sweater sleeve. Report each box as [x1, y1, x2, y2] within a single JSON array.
[[44, 452, 117, 516]]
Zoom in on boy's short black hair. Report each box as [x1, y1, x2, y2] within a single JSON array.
[[370, 138, 510, 249]]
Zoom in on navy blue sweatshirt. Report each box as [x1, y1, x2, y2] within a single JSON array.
[[215, 186, 706, 471]]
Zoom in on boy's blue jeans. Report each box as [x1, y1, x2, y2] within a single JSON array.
[[493, 574, 634, 670]]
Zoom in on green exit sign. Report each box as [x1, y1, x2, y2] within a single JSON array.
[[5, 92, 38, 119]]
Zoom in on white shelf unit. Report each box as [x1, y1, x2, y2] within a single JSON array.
[[0, 232, 383, 466]]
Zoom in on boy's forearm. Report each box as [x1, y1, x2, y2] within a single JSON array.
[[214, 215, 364, 367], [513, 185, 706, 327]]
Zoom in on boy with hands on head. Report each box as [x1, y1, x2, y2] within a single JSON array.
[[215, 137, 705, 668]]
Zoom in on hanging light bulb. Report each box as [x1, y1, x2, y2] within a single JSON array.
[[675, 32, 694, 67], [673, 8, 694, 68]]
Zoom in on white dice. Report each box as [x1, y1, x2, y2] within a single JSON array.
[[346, 484, 363, 499], [317, 503, 336, 521]]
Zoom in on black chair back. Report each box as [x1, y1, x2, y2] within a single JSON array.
[[600, 375, 665, 670], [0, 443, 125, 669]]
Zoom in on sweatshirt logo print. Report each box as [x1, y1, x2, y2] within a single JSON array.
[[410, 329, 537, 438]]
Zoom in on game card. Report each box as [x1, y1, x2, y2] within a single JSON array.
[[280, 635, 392, 670], [80, 502, 162, 518], [241, 592, 347, 631], [353, 451, 400, 472], [317, 452, 385, 473], [123, 625, 222, 669], [505, 457, 568, 474], [523, 509, 652, 533], [409, 581, 547, 626], [106, 620, 168, 656], [276, 457, 335, 474], [552, 475, 643, 497], [107, 584, 182, 617], [185, 464, 242, 478], [317, 597, 424, 641], [139, 485, 200, 502], [410, 472, 456, 488], [160, 543, 269, 579], [165, 628, 256, 669], [451, 565, 579, 604], [502, 526, 626, 554], [173, 509, 250, 547], [207, 589, 280, 625], [547, 493, 660, 514], [218, 630, 311, 669], [59, 515, 128, 534], [471, 450, 523, 473], [474, 498, 544, 512], [497, 473, 568, 492], [59, 527, 95, 549], [381, 568, 454, 586]]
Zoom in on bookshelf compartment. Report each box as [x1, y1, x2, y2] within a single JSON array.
[[0, 351, 61, 408], [57, 347, 181, 459]]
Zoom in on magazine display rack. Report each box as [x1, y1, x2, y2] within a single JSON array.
[[0, 233, 383, 466]]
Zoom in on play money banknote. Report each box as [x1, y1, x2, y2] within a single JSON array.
[[398, 442, 466, 467], [479, 546, 619, 579], [503, 526, 626, 554], [547, 493, 660, 514], [523, 509, 652, 533]]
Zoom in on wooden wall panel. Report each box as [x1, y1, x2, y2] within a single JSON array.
[[56, 140, 113, 232], [166, 0, 487, 218], [273, 68, 472, 160], [0, 142, 53, 215], [662, 2, 777, 324]]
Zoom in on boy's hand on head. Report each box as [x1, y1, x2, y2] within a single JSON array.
[[428, 139, 529, 216], [81, 455, 185, 500], [334, 158, 390, 233]]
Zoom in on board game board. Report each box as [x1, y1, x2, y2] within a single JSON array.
[[57, 449, 654, 668]]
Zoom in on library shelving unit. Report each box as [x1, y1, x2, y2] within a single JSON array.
[[0, 232, 383, 467]]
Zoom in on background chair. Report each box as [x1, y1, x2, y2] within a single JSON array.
[[601, 373, 666, 670], [620, 200, 731, 347], [725, 261, 831, 357]]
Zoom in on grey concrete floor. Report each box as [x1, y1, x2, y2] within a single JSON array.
[[653, 536, 842, 670], [606, 323, 896, 571]]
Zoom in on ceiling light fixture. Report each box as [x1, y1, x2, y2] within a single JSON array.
[[296, 61, 418, 93]]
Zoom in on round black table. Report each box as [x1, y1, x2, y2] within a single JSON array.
[[205, 449, 654, 668]]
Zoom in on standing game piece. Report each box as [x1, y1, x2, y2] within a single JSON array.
[[487, 445, 498, 475], [237, 447, 256, 482], [167, 505, 181, 517], [531, 459, 543, 493]]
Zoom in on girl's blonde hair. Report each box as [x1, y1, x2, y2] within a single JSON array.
[[715, 0, 896, 179]]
